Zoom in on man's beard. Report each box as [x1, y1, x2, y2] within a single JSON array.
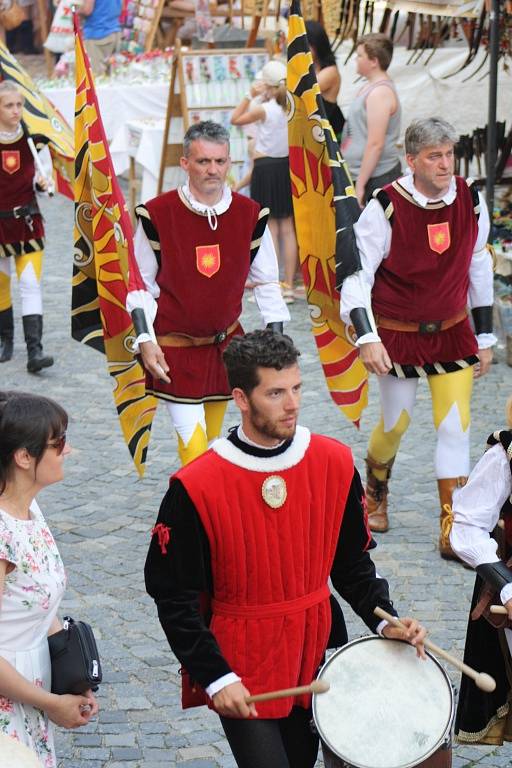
[[247, 401, 297, 442]]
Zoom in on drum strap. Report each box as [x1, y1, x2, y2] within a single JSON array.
[[211, 584, 331, 620]]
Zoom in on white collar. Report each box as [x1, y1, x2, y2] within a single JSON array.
[[0, 123, 23, 143], [237, 425, 286, 451], [212, 425, 311, 472], [180, 181, 232, 230], [399, 173, 457, 207]]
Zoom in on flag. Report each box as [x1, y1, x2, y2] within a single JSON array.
[[287, 0, 368, 427], [73, 14, 157, 476], [0, 40, 73, 199]]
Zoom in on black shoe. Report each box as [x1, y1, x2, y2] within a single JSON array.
[[22, 314, 54, 373], [0, 307, 14, 363]]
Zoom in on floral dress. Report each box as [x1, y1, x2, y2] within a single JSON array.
[[0, 501, 66, 767]]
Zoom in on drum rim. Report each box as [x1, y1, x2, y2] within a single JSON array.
[[312, 635, 455, 768]]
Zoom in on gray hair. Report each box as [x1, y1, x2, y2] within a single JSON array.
[[405, 118, 458, 156], [183, 120, 230, 157]]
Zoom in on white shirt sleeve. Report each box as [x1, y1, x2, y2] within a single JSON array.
[[450, 445, 512, 569], [33, 145, 53, 196], [339, 200, 390, 342], [205, 672, 242, 698], [126, 221, 160, 351], [248, 226, 291, 325]]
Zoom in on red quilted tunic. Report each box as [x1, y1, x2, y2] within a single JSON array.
[[0, 134, 44, 251], [143, 190, 260, 402], [372, 177, 479, 366], [177, 431, 354, 718]]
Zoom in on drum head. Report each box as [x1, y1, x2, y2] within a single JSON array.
[[313, 636, 454, 768]]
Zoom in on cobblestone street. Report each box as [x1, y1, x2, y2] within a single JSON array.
[[2, 192, 512, 768]]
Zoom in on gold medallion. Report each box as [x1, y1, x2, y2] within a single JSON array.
[[261, 475, 287, 509]]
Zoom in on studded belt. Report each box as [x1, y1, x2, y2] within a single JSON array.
[[0, 200, 39, 220], [156, 319, 240, 348], [375, 309, 468, 335]]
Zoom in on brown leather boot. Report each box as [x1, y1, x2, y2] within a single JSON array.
[[365, 456, 395, 533], [437, 477, 467, 561]]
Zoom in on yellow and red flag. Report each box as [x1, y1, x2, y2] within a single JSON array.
[[0, 40, 73, 199], [72, 15, 156, 476], [287, 0, 368, 427]]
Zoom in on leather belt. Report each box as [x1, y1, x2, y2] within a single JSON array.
[[156, 319, 240, 348], [0, 200, 39, 220], [375, 309, 467, 335]]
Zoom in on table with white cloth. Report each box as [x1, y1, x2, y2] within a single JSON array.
[[109, 118, 185, 214], [41, 81, 171, 142]]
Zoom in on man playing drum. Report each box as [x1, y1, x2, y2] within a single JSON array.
[[145, 330, 426, 768]]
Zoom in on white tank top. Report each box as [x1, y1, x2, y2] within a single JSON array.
[[254, 100, 289, 158]]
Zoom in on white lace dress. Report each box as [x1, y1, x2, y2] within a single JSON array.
[[0, 500, 66, 767]]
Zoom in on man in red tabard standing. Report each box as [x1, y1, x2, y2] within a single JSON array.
[[0, 81, 54, 372], [127, 121, 289, 467], [340, 117, 496, 557], [145, 329, 426, 768]]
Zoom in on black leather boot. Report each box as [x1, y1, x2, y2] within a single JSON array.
[[0, 307, 14, 363], [22, 314, 54, 373]]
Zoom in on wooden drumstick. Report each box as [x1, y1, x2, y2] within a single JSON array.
[[246, 679, 329, 703], [374, 607, 496, 693], [490, 604, 508, 614]]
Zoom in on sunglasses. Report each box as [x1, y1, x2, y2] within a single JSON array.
[[46, 433, 67, 455]]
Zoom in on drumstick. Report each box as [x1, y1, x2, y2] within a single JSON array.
[[374, 607, 496, 693], [245, 679, 329, 703], [490, 605, 508, 614]]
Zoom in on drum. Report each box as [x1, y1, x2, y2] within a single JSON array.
[[313, 636, 454, 768]]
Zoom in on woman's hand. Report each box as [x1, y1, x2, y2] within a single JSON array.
[[83, 689, 99, 718], [355, 179, 366, 207], [46, 691, 97, 729]]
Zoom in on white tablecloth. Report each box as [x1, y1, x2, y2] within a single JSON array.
[[42, 82, 170, 142], [110, 118, 184, 202]]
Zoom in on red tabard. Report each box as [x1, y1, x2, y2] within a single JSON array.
[[0, 135, 44, 249], [144, 190, 260, 402], [372, 177, 479, 366], [176, 433, 354, 718]]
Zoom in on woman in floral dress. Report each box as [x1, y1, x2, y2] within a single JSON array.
[[0, 391, 99, 767]]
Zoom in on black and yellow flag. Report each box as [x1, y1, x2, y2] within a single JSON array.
[[288, 0, 368, 426], [73, 16, 156, 476], [0, 40, 73, 198]]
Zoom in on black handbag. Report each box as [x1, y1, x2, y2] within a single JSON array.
[[48, 616, 102, 695]]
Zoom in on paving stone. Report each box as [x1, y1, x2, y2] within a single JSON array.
[[72, 734, 103, 747], [104, 733, 137, 747], [177, 746, 221, 761], [111, 746, 143, 760]]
